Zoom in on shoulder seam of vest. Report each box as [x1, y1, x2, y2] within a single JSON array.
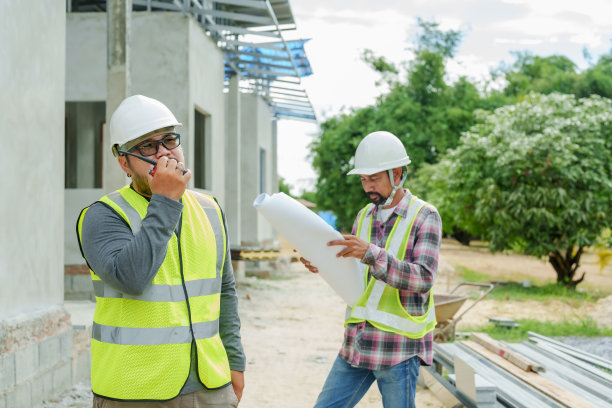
[[96, 200, 132, 230]]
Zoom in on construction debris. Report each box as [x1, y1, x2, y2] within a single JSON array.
[[489, 317, 521, 328], [470, 332, 544, 372], [431, 331, 612, 408]]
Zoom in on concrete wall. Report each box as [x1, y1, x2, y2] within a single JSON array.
[[0, 0, 65, 319], [65, 14, 106, 101], [0, 1, 79, 407], [239, 94, 277, 246], [224, 78, 242, 247], [188, 18, 226, 205], [64, 12, 228, 263]]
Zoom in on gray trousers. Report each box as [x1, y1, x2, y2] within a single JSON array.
[[93, 386, 238, 408]]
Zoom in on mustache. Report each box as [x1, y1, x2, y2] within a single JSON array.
[[365, 191, 386, 205]]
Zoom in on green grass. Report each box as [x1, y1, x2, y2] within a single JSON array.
[[458, 266, 490, 283], [456, 265, 603, 303], [462, 317, 612, 342]]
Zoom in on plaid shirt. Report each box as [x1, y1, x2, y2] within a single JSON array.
[[339, 190, 442, 370]]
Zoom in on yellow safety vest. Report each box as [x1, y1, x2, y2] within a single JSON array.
[[77, 186, 231, 400], [345, 196, 437, 339]]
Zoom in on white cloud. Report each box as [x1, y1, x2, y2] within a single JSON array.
[[494, 38, 544, 45]]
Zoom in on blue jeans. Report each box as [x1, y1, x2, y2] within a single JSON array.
[[313, 355, 420, 408]]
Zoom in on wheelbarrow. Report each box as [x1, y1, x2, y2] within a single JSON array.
[[433, 282, 494, 342]]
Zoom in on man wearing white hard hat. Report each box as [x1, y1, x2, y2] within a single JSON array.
[[76, 95, 245, 407], [301, 131, 442, 408]]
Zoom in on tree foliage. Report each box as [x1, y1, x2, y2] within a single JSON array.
[[278, 176, 292, 196], [311, 20, 477, 231], [308, 17, 612, 284], [495, 50, 612, 101], [436, 93, 612, 287]]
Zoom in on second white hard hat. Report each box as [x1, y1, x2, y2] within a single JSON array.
[[347, 131, 411, 175], [109, 95, 182, 157]]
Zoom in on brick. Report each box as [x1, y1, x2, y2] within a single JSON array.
[[72, 275, 93, 293], [15, 343, 38, 383], [5, 381, 31, 408], [65, 264, 90, 275], [60, 330, 73, 361], [0, 353, 15, 393], [52, 361, 72, 395], [39, 336, 61, 371]]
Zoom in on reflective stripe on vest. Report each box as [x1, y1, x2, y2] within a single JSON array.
[[92, 319, 219, 345], [345, 196, 437, 338], [77, 186, 231, 400]]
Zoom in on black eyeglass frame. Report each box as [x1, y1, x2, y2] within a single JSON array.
[[129, 133, 181, 156]]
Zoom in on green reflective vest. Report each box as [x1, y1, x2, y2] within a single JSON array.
[[77, 186, 231, 400], [345, 196, 437, 339]]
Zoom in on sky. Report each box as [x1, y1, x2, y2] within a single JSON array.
[[275, 0, 612, 195]]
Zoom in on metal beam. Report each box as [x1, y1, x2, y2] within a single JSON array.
[[269, 89, 308, 98], [233, 50, 292, 61], [274, 106, 315, 113], [213, 0, 268, 9], [221, 39, 287, 51], [192, 8, 274, 25], [206, 23, 282, 38], [270, 96, 311, 104], [132, 0, 180, 11], [268, 91, 309, 99], [238, 66, 296, 77], [271, 101, 313, 110], [234, 59, 295, 71]]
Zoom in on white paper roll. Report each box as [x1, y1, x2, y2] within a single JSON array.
[[253, 192, 365, 306]]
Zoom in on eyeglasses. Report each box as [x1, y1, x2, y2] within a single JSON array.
[[130, 133, 181, 156]]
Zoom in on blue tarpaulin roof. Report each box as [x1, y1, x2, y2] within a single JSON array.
[[318, 211, 338, 230], [225, 39, 313, 79]]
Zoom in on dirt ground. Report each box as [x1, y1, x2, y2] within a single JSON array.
[[437, 239, 612, 330], [236, 237, 612, 408], [44, 237, 612, 408], [236, 262, 444, 408]]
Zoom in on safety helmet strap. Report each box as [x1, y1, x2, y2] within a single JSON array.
[[381, 167, 407, 207]]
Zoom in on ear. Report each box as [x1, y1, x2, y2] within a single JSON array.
[[393, 167, 403, 184], [117, 156, 131, 175]]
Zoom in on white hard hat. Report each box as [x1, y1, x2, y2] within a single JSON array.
[[110, 95, 182, 157], [347, 131, 411, 175]]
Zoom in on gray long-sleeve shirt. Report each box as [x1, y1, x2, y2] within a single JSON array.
[[79, 190, 245, 394]]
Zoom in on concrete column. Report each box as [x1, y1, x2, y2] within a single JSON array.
[[225, 75, 242, 247], [104, 0, 132, 191], [271, 118, 278, 194]]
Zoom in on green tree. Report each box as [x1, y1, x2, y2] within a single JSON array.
[[438, 93, 612, 288], [310, 107, 379, 231], [502, 52, 578, 98], [311, 20, 477, 231], [488, 48, 612, 103], [278, 176, 292, 196], [576, 53, 612, 98]]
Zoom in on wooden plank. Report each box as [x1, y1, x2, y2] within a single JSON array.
[[461, 341, 598, 408], [471, 332, 544, 372], [419, 367, 460, 408]]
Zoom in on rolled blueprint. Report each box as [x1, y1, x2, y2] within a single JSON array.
[[253, 193, 365, 306]]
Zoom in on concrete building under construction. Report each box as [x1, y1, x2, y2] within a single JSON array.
[[1, 1, 315, 406]]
